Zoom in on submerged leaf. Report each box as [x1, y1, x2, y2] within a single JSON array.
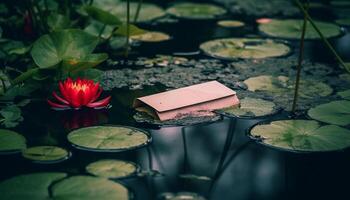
[[166, 3, 226, 19], [0, 105, 23, 128], [338, 89, 350, 100], [250, 120, 350, 152]]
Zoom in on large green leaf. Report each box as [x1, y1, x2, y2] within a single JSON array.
[[0, 129, 26, 153], [52, 176, 129, 200], [250, 120, 350, 152], [200, 38, 291, 60], [308, 100, 350, 126], [84, 21, 115, 39], [62, 53, 108, 72], [84, 5, 121, 25], [31, 29, 99, 69], [217, 97, 278, 118], [166, 3, 227, 19], [67, 126, 150, 152], [86, 159, 138, 178], [47, 13, 71, 31], [22, 146, 70, 162], [258, 19, 342, 39], [338, 89, 350, 100], [0, 173, 67, 200]]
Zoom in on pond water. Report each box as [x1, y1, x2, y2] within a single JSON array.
[[1, 0, 350, 200]]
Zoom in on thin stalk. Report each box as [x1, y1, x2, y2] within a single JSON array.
[[27, 1, 40, 34], [295, 0, 350, 73], [125, 0, 130, 58], [134, 0, 143, 23], [33, 1, 48, 33], [292, 2, 308, 113]]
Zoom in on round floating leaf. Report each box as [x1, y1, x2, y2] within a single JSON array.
[[308, 100, 350, 126], [84, 5, 121, 25], [244, 75, 333, 99], [84, 21, 115, 39], [0, 129, 26, 153], [336, 18, 350, 26], [99, 2, 165, 23], [217, 97, 278, 118], [67, 126, 150, 152], [250, 120, 350, 152], [86, 159, 138, 178], [338, 89, 350, 100], [200, 38, 291, 60], [166, 3, 226, 19], [258, 19, 342, 39], [52, 176, 129, 200], [217, 20, 245, 28], [31, 29, 99, 69], [0, 173, 67, 200], [22, 146, 70, 163], [130, 31, 171, 42]]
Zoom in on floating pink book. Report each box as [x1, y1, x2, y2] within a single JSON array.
[[133, 81, 240, 121]]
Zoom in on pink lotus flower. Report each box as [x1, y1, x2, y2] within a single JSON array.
[[48, 78, 111, 109]]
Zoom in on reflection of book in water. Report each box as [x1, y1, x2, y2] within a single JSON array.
[[133, 81, 239, 121]]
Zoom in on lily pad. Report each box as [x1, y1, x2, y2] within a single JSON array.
[[52, 176, 130, 200], [166, 3, 226, 19], [258, 19, 342, 39], [244, 75, 333, 99], [0, 173, 67, 200], [216, 97, 278, 118], [84, 5, 121, 25], [0, 129, 26, 153], [338, 90, 350, 100], [31, 29, 107, 70], [86, 159, 138, 179], [308, 100, 350, 126], [160, 192, 207, 200], [217, 20, 245, 28], [97, 2, 165, 23], [200, 38, 291, 60], [250, 120, 350, 152], [67, 126, 151, 152], [84, 21, 115, 39], [0, 173, 130, 200], [22, 146, 70, 163], [335, 18, 350, 26], [130, 31, 171, 42]]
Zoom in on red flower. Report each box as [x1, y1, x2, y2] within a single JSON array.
[[48, 78, 111, 109]]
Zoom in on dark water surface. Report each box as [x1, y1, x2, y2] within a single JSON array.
[[1, 2, 350, 200]]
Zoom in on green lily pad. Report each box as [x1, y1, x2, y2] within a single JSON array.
[[244, 75, 333, 99], [97, 2, 165, 23], [0, 173, 67, 200], [52, 176, 130, 200], [31, 29, 107, 70], [84, 21, 115, 39], [67, 126, 151, 152], [86, 159, 138, 178], [338, 90, 350, 100], [22, 146, 70, 163], [335, 18, 350, 26], [200, 38, 291, 60], [0, 129, 26, 153], [0, 173, 130, 200], [308, 100, 350, 126], [217, 20, 245, 28], [258, 19, 342, 39], [130, 31, 171, 42], [84, 5, 121, 25], [250, 120, 350, 152], [166, 3, 226, 19], [216, 97, 278, 118]]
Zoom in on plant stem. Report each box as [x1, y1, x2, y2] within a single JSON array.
[[295, 0, 350, 73], [134, 0, 143, 23], [292, 2, 308, 113], [125, 0, 130, 58]]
